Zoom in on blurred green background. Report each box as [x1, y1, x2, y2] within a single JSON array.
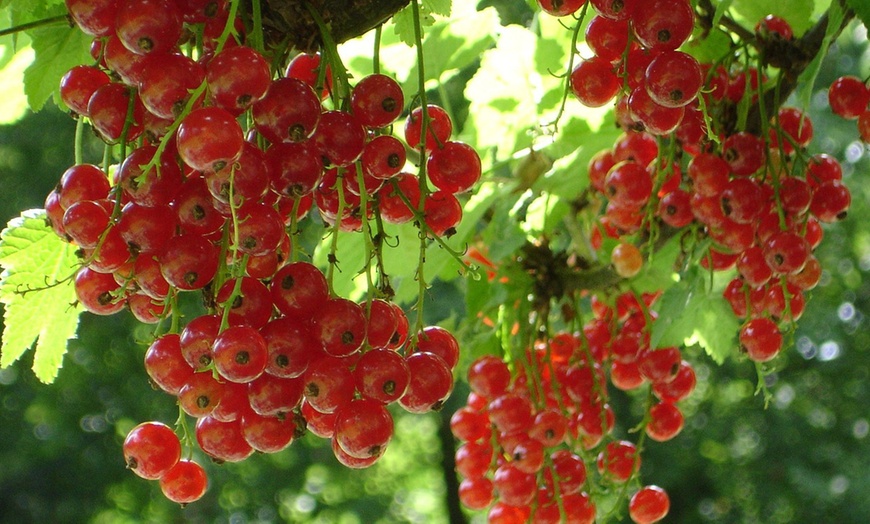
[[1, 3, 869, 524]]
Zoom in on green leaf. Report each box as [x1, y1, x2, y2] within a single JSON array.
[[0, 209, 82, 383], [649, 266, 739, 364], [846, 0, 870, 28], [422, 0, 451, 17], [795, 0, 846, 112], [22, 25, 95, 112], [391, 2, 437, 46], [731, 0, 815, 35]]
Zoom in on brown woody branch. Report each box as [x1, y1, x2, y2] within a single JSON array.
[[255, 0, 410, 52]]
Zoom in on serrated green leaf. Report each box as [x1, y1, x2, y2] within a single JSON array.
[[391, 3, 436, 46], [629, 234, 682, 295], [685, 293, 740, 365], [649, 267, 739, 364], [422, 0, 451, 17], [846, 0, 870, 28], [0, 209, 82, 383], [23, 25, 97, 112]]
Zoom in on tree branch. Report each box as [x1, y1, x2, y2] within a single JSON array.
[[256, 0, 410, 52]]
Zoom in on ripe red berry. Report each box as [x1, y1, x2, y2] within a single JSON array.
[[631, 0, 694, 50], [177, 107, 244, 173], [646, 402, 684, 441], [404, 105, 453, 151], [645, 50, 703, 108], [570, 57, 620, 107], [123, 421, 181, 480], [206, 46, 272, 114], [739, 317, 783, 362], [399, 352, 454, 413], [629, 485, 670, 524], [351, 74, 405, 128], [160, 459, 208, 504], [829, 75, 870, 119], [212, 326, 269, 383], [333, 398, 394, 459]]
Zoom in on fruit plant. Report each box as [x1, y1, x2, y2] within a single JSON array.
[[0, 0, 868, 522]]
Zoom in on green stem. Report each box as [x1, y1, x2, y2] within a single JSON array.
[[74, 117, 84, 166], [410, 0, 432, 335], [0, 14, 69, 38], [304, 1, 352, 104], [546, 3, 588, 132], [325, 170, 348, 296], [251, 0, 264, 53], [373, 25, 382, 75]]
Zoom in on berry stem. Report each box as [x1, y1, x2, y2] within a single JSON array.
[[0, 14, 69, 37], [250, 0, 265, 54], [546, 2, 589, 133], [74, 116, 84, 166], [410, 0, 431, 336], [304, 1, 352, 104], [324, 170, 349, 296], [373, 24, 382, 75]]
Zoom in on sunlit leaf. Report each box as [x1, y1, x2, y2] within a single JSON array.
[[0, 209, 82, 383], [23, 25, 91, 112], [650, 266, 739, 364]]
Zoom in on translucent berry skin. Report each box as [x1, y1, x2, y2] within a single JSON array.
[[176, 107, 244, 173], [646, 402, 684, 441], [426, 141, 482, 194], [252, 77, 322, 143], [631, 0, 694, 50], [206, 45, 272, 114], [569, 57, 620, 108], [739, 318, 783, 362], [159, 234, 220, 291], [350, 74, 405, 128], [212, 326, 269, 383], [630, 485, 670, 524], [123, 421, 181, 480], [144, 334, 194, 395], [334, 398, 394, 459], [115, 0, 183, 55], [493, 463, 537, 507], [828, 75, 870, 119], [467, 355, 510, 399], [538, 0, 585, 17], [315, 298, 368, 357], [458, 476, 493, 510], [60, 65, 111, 116], [597, 440, 639, 482], [722, 132, 765, 176], [195, 416, 255, 463], [404, 105, 453, 151], [159, 459, 208, 504], [399, 352, 454, 413], [65, 0, 120, 37], [644, 50, 703, 108], [353, 349, 410, 404]]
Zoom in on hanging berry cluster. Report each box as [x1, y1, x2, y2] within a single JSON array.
[[49, 0, 481, 504], [453, 291, 689, 523], [446, 0, 854, 522]]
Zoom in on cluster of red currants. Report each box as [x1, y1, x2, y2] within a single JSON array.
[[452, 289, 689, 523], [49, 0, 481, 504], [555, 2, 850, 362], [587, 120, 848, 362]]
